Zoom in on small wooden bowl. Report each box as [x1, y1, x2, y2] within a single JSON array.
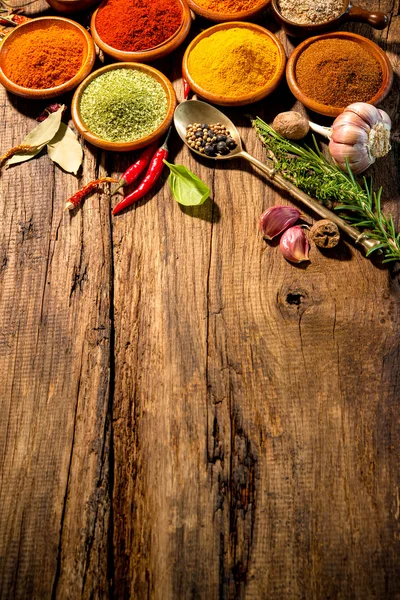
[[45, 0, 100, 13], [271, 0, 388, 37], [90, 0, 191, 63], [286, 32, 393, 117], [186, 0, 270, 22], [0, 17, 96, 99], [71, 63, 176, 152], [182, 22, 286, 106]]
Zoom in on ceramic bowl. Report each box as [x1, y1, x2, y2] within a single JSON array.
[[286, 32, 394, 117], [90, 0, 191, 63], [45, 0, 100, 13], [271, 0, 388, 37], [0, 17, 96, 99], [186, 0, 270, 22], [182, 22, 286, 106], [71, 63, 176, 152]]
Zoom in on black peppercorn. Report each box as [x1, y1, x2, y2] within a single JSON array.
[[216, 141, 229, 155], [204, 144, 216, 156]]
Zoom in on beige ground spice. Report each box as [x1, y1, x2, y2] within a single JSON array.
[[278, 0, 344, 24]]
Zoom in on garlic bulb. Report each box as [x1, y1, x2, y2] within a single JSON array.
[[309, 103, 392, 174]]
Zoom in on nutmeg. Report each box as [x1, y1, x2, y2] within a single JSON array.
[[309, 220, 340, 249]]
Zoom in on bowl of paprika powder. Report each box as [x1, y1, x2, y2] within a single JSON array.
[[0, 17, 96, 99], [90, 0, 191, 63]]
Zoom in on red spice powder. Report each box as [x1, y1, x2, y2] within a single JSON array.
[[95, 0, 183, 52]]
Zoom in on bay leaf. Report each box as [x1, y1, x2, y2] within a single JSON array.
[[6, 105, 65, 167], [47, 123, 82, 175]]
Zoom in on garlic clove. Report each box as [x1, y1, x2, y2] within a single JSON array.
[[280, 226, 310, 263], [329, 140, 373, 174], [332, 111, 370, 132], [331, 123, 369, 146], [377, 109, 392, 128], [345, 102, 380, 128], [259, 205, 301, 240]]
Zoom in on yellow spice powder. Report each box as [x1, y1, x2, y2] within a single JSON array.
[[188, 28, 279, 98]]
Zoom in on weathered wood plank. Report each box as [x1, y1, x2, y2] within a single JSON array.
[[0, 6, 113, 593], [0, 1, 399, 598], [111, 10, 400, 600]]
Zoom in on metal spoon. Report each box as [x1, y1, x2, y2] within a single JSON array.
[[174, 100, 380, 255]]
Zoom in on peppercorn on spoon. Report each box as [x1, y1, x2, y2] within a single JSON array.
[[174, 100, 381, 255]]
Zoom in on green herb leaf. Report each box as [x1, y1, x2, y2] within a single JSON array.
[[7, 105, 65, 167], [47, 123, 82, 175], [163, 160, 210, 206]]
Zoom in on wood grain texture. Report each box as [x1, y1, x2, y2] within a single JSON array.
[[0, 0, 399, 598]]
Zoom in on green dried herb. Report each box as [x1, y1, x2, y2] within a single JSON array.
[[80, 69, 168, 143]]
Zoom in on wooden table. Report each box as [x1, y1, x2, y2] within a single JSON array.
[[0, 1, 399, 598]]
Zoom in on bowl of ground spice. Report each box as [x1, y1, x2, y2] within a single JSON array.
[[91, 0, 191, 63], [183, 22, 286, 106], [272, 0, 388, 37], [71, 63, 176, 152], [187, 0, 270, 22], [45, 0, 100, 13], [0, 17, 96, 99], [286, 32, 393, 117]]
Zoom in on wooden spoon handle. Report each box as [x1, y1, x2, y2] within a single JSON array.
[[346, 4, 388, 29]]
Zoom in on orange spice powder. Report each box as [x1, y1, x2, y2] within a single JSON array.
[[4, 25, 85, 89]]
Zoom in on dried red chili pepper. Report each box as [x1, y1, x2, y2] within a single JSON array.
[[112, 129, 171, 216], [0, 143, 39, 169], [64, 177, 117, 211], [183, 77, 191, 100], [36, 103, 66, 122], [0, 13, 30, 26], [11, 14, 30, 25], [111, 142, 158, 195]]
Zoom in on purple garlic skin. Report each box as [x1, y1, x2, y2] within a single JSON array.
[[329, 103, 392, 174], [259, 205, 301, 240], [280, 226, 310, 263]]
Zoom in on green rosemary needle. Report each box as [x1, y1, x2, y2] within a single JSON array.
[[253, 117, 400, 263]]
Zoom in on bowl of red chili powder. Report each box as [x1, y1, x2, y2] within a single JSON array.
[[91, 0, 191, 63], [187, 0, 270, 22], [0, 17, 96, 99]]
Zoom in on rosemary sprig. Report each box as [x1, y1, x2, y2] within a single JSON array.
[[254, 117, 400, 263]]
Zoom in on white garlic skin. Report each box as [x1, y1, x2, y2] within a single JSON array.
[[329, 103, 391, 174]]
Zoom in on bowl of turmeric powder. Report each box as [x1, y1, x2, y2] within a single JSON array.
[[0, 17, 96, 99], [183, 22, 286, 106], [187, 0, 270, 22]]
